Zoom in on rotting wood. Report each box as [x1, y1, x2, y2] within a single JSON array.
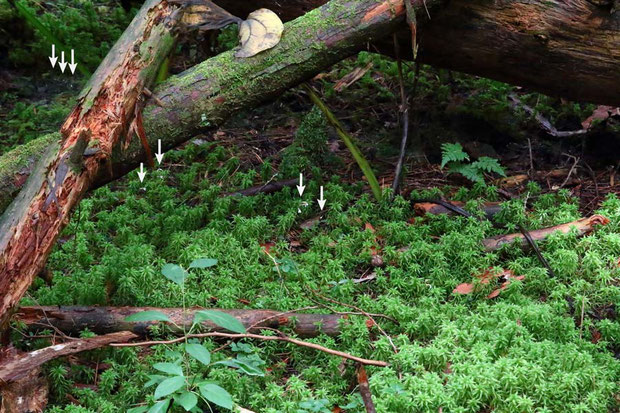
[[0, 0, 183, 326], [17, 306, 347, 338], [482, 215, 610, 251], [0, 331, 137, 385], [0, 362, 48, 413]]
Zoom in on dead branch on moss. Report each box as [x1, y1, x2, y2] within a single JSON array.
[[16, 306, 347, 338], [482, 215, 610, 251], [111, 331, 389, 367]]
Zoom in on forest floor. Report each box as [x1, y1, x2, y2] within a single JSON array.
[[1, 1, 620, 412]]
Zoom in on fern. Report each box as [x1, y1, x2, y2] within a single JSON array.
[[472, 156, 506, 177], [448, 163, 484, 183], [440, 143, 469, 168], [442, 144, 506, 183]]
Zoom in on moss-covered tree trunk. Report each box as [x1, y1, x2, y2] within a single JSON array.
[[0, 0, 182, 326], [218, 0, 620, 106]]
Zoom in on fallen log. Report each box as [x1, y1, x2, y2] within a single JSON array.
[[482, 215, 610, 251], [2, 0, 619, 216], [0, 0, 186, 325], [0, 331, 137, 384], [17, 306, 347, 338], [218, 0, 620, 106], [0, 0, 422, 324]]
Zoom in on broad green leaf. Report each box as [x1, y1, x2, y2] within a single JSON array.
[[162, 263, 187, 285], [144, 374, 167, 388], [153, 362, 184, 376], [127, 407, 149, 413], [154, 376, 185, 399], [194, 310, 246, 334], [189, 258, 218, 269], [125, 311, 171, 323], [199, 383, 233, 410], [147, 399, 171, 413], [216, 359, 264, 376], [176, 391, 198, 411], [186, 343, 211, 365]]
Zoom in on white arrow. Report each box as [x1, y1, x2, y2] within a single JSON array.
[[49, 44, 57, 68], [58, 51, 67, 73], [68, 49, 77, 74], [137, 163, 146, 182], [155, 139, 164, 165], [296, 173, 305, 196], [317, 186, 326, 210]]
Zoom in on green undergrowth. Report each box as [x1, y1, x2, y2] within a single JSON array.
[[16, 139, 619, 412]]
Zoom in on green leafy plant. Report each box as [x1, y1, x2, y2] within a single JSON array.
[[440, 142, 506, 183], [126, 258, 265, 412]]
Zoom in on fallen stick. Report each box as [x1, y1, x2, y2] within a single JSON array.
[[482, 215, 610, 251], [222, 178, 298, 197], [0, 331, 137, 384], [17, 306, 347, 338], [111, 331, 389, 367], [357, 364, 377, 413], [413, 201, 502, 219]]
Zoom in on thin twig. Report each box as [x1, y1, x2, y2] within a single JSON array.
[[310, 290, 399, 354], [390, 33, 410, 199], [559, 154, 579, 188], [110, 331, 389, 367]]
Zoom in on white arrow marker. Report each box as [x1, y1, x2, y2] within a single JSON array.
[[58, 51, 67, 73], [68, 49, 77, 74], [137, 163, 146, 182], [317, 186, 326, 210], [296, 173, 305, 196], [49, 44, 58, 68], [155, 139, 164, 165]]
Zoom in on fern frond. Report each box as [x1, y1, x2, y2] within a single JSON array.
[[440, 143, 469, 168], [472, 156, 506, 177]]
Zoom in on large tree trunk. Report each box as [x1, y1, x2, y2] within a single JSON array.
[[18, 306, 347, 338], [219, 0, 620, 106]]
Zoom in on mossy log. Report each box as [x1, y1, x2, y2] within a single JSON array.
[[0, 0, 422, 324], [17, 306, 348, 338], [0, 0, 182, 325], [218, 0, 620, 106]]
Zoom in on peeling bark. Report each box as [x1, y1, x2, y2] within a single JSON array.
[[17, 306, 347, 338], [0, 361, 47, 413], [0, 0, 181, 325], [0, 332, 137, 384]]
